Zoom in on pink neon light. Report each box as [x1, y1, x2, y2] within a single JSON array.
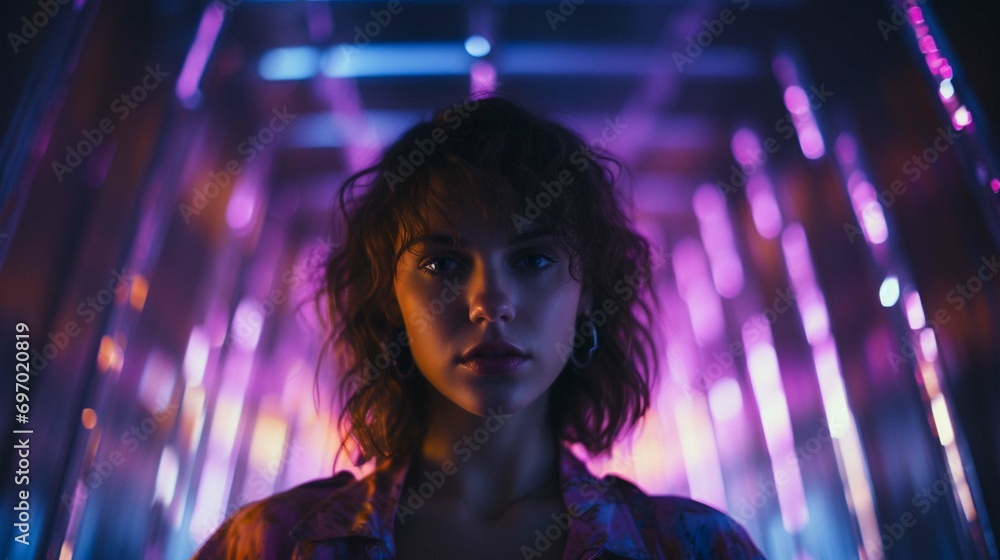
[[672, 239, 726, 346], [693, 185, 744, 298], [848, 178, 888, 245], [783, 85, 809, 115], [904, 291, 926, 330], [226, 182, 258, 231], [745, 337, 810, 532], [798, 126, 825, 160], [731, 128, 762, 166], [470, 61, 496, 97], [783, 86, 825, 159], [920, 328, 938, 362], [918, 35, 937, 54], [953, 106, 971, 129], [176, 4, 225, 102], [926, 51, 942, 70], [708, 377, 743, 422], [746, 174, 783, 239], [781, 223, 832, 344]]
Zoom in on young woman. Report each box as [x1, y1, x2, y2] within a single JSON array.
[[192, 96, 766, 559]]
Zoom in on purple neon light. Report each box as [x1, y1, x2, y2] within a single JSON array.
[[176, 4, 225, 104]]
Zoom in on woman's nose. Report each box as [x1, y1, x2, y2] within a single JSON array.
[[466, 261, 515, 324]]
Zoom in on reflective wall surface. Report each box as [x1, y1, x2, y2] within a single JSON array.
[[1, 0, 998, 558]]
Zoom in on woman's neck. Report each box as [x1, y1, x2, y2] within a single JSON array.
[[411, 387, 561, 520]]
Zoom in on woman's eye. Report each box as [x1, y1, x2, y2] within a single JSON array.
[[420, 256, 461, 275], [517, 253, 557, 270], [419, 252, 558, 277]]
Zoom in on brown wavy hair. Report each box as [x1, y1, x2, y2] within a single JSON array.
[[315, 95, 662, 468]]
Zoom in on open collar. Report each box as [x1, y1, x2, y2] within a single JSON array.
[[289, 443, 651, 559]]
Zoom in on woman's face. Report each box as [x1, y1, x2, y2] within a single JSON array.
[[392, 209, 591, 417]]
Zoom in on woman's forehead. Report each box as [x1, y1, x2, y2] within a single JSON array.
[[396, 207, 555, 252], [413, 215, 546, 243], [415, 198, 513, 231]]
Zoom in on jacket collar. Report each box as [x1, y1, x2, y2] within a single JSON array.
[[290, 443, 651, 559]]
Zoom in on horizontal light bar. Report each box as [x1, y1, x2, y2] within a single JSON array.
[[257, 43, 760, 80]]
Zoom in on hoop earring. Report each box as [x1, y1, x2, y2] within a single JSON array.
[[570, 314, 598, 369], [387, 328, 416, 379]]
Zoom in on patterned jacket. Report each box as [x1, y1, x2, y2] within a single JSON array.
[[191, 442, 766, 559]]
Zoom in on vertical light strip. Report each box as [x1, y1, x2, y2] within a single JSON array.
[[672, 238, 726, 347], [742, 322, 809, 533], [242, 396, 288, 502], [782, 221, 882, 554], [910, 308, 978, 524], [903, 4, 971, 132], [813, 341, 883, 557], [189, 350, 253, 541], [176, 3, 225, 106], [746, 173, 783, 240], [846, 171, 889, 247], [154, 446, 181, 508], [693, 184, 745, 298], [781, 224, 830, 344], [183, 326, 210, 387], [834, 117, 983, 541], [317, 76, 380, 174], [674, 392, 728, 510]]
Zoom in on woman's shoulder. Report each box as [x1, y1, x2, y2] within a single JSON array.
[[605, 474, 767, 559], [189, 470, 358, 559]]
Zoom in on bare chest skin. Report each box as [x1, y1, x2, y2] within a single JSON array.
[[394, 495, 569, 560]]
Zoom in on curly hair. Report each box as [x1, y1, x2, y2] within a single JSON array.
[[314, 95, 662, 468]]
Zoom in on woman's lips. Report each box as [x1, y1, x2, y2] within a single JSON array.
[[458, 355, 527, 375]]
